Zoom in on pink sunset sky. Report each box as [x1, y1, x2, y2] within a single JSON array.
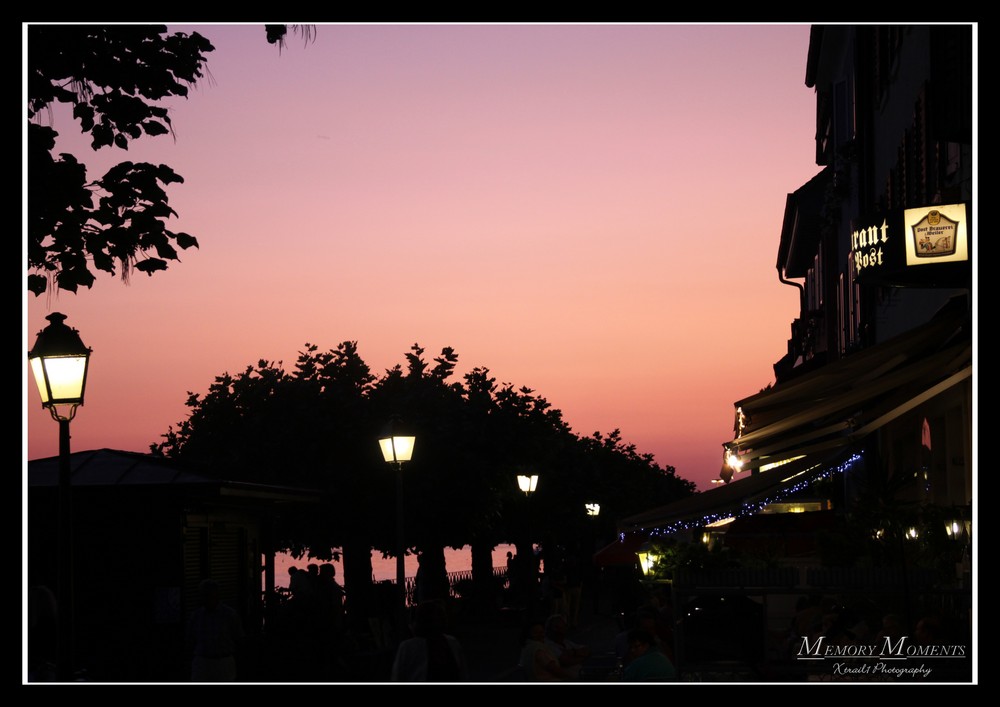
[[25, 23, 823, 493]]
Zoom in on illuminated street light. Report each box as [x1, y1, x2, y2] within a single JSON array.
[[29, 312, 92, 682], [378, 418, 415, 637], [29, 313, 91, 423], [637, 542, 660, 578], [516, 474, 539, 587]]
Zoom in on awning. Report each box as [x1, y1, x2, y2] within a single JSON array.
[[619, 448, 858, 534], [592, 531, 648, 566], [727, 298, 971, 473], [622, 297, 971, 535]]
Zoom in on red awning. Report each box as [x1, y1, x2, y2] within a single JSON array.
[[592, 532, 647, 567]]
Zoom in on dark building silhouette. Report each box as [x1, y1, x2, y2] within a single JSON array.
[[27, 449, 318, 681]]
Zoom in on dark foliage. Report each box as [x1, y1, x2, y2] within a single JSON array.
[[27, 25, 215, 296], [154, 342, 696, 596]]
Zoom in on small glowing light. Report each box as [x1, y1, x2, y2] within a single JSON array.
[[906, 527, 919, 540], [705, 517, 735, 528], [760, 455, 806, 473], [736, 407, 747, 434]]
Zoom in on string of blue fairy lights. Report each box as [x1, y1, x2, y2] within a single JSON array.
[[631, 452, 864, 539]]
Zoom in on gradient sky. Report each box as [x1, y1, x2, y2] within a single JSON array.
[[24, 23, 822, 493]]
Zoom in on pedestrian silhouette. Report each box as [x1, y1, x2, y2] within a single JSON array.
[[391, 600, 468, 682], [186, 579, 244, 682]]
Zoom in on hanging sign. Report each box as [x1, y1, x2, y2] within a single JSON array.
[[904, 203, 969, 266]]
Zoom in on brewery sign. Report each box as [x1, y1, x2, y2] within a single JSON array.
[[850, 202, 971, 286]]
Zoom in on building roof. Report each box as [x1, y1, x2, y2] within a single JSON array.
[[778, 167, 832, 278], [27, 448, 321, 504]]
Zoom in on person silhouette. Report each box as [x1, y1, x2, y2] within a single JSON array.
[[287, 565, 310, 599], [315, 563, 346, 678], [544, 613, 591, 680], [563, 554, 584, 629], [186, 579, 244, 682], [391, 600, 468, 682], [518, 618, 571, 681], [622, 628, 676, 682]]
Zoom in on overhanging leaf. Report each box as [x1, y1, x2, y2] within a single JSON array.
[[134, 258, 168, 274]]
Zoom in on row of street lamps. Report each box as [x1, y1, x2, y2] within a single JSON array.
[[375, 432, 602, 632]]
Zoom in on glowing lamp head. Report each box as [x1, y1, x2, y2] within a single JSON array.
[[28, 312, 91, 422], [517, 474, 538, 495], [637, 542, 659, 577], [378, 416, 415, 464]]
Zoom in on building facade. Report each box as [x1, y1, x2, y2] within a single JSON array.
[[620, 25, 974, 682], [751, 23, 973, 543]]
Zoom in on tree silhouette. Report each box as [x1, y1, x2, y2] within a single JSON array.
[[27, 24, 311, 297], [27, 25, 214, 296], [155, 341, 696, 622]]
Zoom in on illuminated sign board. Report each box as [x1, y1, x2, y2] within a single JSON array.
[[850, 202, 971, 286], [904, 203, 969, 266]]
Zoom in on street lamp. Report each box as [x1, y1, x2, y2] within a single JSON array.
[[378, 420, 415, 635], [29, 312, 92, 682], [584, 502, 602, 612], [637, 542, 660, 578], [516, 474, 538, 586]]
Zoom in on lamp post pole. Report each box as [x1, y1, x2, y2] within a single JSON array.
[[56, 416, 73, 681], [517, 474, 538, 543], [395, 459, 405, 614], [585, 503, 601, 613], [29, 312, 91, 682], [516, 474, 538, 599]]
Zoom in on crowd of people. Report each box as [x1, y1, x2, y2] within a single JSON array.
[[183, 550, 967, 683], [387, 543, 677, 683], [268, 562, 349, 681]]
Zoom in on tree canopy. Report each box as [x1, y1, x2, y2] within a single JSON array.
[[154, 342, 697, 561]]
